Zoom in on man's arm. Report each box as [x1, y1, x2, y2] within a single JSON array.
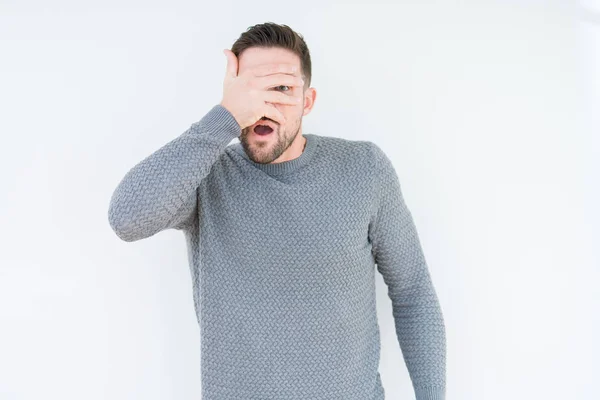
[[368, 143, 447, 400], [107, 104, 240, 242]]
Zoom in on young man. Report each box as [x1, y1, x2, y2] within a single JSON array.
[[108, 22, 446, 400]]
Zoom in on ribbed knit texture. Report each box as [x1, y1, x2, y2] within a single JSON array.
[[108, 104, 446, 400]]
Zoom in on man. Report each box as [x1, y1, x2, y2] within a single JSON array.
[[108, 22, 446, 400]]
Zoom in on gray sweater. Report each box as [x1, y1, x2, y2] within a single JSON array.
[[108, 104, 446, 400]]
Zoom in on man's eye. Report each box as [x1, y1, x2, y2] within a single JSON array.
[[273, 85, 291, 91]]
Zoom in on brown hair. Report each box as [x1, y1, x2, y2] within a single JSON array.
[[231, 22, 312, 90]]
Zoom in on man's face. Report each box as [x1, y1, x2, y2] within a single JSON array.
[[238, 47, 308, 164]]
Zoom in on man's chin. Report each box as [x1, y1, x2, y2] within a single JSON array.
[[247, 152, 275, 165]]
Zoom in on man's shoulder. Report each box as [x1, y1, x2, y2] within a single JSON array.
[[312, 133, 377, 159]]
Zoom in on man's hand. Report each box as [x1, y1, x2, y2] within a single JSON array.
[[220, 49, 304, 130]]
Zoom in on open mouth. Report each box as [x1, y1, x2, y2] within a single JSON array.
[[254, 125, 273, 135], [253, 120, 275, 136]]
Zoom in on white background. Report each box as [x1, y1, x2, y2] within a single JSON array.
[[1, 0, 598, 399]]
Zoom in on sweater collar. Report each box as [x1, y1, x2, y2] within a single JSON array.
[[232, 133, 319, 176]]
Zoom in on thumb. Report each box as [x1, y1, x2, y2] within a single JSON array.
[[223, 49, 238, 78]]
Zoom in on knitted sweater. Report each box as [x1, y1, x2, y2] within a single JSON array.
[[107, 104, 446, 400]]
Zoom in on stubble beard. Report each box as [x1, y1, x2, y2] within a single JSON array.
[[240, 118, 301, 164]]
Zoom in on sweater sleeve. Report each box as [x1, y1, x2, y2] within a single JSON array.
[[368, 143, 447, 400], [108, 104, 241, 242]]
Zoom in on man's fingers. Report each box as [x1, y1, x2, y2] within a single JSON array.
[[264, 103, 287, 125], [262, 91, 302, 106], [250, 63, 298, 78], [223, 49, 238, 78], [252, 74, 304, 90]]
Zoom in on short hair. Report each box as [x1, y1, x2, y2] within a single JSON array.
[[231, 22, 312, 90]]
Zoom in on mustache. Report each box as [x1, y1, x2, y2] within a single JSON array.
[[260, 117, 277, 125]]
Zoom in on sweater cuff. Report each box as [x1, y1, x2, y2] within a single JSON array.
[[189, 104, 241, 144], [414, 386, 445, 400]]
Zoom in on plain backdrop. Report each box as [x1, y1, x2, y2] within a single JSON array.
[[1, 0, 598, 399]]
